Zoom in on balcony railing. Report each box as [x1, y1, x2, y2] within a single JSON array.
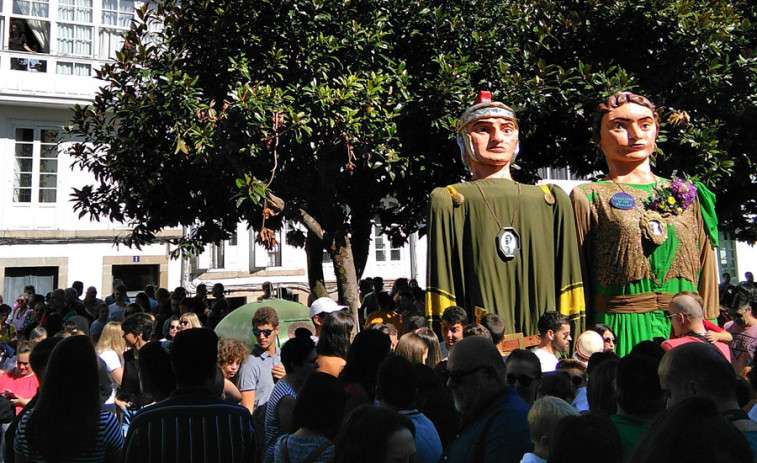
[[0, 49, 106, 103]]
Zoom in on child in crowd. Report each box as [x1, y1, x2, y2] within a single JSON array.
[[521, 396, 578, 463]]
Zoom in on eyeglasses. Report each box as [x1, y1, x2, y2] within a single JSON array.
[[169, 325, 180, 330], [443, 365, 490, 385], [253, 328, 275, 337], [179, 320, 189, 326], [506, 373, 537, 388], [603, 337, 615, 343]]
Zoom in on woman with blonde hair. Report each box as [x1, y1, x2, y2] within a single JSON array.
[[95, 321, 125, 414], [394, 333, 428, 365], [178, 312, 202, 330]]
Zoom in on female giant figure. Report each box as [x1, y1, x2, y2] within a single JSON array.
[[571, 93, 719, 357]]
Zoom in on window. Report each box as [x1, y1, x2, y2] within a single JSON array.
[[97, 27, 124, 59], [98, 0, 134, 59], [717, 231, 738, 279], [13, 0, 49, 17], [538, 166, 577, 181], [59, 0, 93, 23], [4, 266, 58, 298], [374, 220, 400, 262], [56, 61, 91, 75], [57, 0, 93, 56], [102, 0, 134, 27], [267, 227, 282, 267], [13, 128, 59, 203], [209, 242, 225, 269], [57, 24, 93, 56]]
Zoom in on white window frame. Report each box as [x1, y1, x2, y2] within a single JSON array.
[[11, 126, 61, 205], [374, 219, 401, 263]]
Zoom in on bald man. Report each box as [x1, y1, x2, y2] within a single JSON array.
[[442, 337, 531, 463], [661, 292, 731, 361]]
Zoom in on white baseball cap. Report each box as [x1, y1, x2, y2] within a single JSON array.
[[573, 330, 605, 363], [309, 297, 347, 319]]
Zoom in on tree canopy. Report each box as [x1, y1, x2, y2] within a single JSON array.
[[67, 0, 757, 308]]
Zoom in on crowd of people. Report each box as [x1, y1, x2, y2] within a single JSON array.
[[0, 271, 752, 462]]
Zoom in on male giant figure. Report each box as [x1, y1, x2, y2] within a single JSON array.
[[426, 91, 585, 336]]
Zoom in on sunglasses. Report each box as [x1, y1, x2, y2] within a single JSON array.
[[179, 320, 189, 326], [506, 374, 536, 388], [253, 328, 275, 337], [169, 325, 180, 330], [442, 365, 490, 385]]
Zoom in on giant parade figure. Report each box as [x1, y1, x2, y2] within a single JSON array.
[[426, 91, 585, 338], [570, 92, 719, 356]]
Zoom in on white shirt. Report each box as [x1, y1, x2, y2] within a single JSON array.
[[532, 347, 558, 372]]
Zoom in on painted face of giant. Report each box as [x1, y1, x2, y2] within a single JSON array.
[[599, 102, 657, 165], [467, 118, 519, 167], [456, 91, 519, 171]]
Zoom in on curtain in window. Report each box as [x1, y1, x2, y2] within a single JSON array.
[[57, 23, 92, 56], [97, 27, 123, 59], [4, 274, 55, 302]]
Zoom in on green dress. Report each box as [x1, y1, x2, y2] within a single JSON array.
[[426, 178, 585, 337], [570, 180, 719, 357]]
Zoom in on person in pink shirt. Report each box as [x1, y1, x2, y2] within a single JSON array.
[[0, 341, 39, 414]]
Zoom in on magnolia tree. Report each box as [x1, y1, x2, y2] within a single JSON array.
[[68, 0, 757, 317]]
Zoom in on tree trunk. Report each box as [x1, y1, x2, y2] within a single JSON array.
[[350, 204, 372, 281], [329, 229, 360, 328], [305, 230, 328, 299]]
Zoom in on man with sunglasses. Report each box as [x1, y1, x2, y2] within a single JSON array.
[[533, 312, 572, 373], [441, 337, 531, 463], [238, 306, 285, 414], [662, 292, 731, 361]]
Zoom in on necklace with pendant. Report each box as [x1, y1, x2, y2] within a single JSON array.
[[475, 181, 521, 261], [609, 176, 667, 246]]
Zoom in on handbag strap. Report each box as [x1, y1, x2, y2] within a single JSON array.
[[280, 436, 290, 463], [304, 440, 332, 463]]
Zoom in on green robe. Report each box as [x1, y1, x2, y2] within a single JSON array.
[[426, 178, 585, 337], [570, 180, 719, 357]]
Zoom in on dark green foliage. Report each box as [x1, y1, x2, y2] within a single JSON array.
[[67, 0, 757, 278]]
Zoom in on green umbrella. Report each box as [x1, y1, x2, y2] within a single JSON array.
[[214, 299, 315, 351]]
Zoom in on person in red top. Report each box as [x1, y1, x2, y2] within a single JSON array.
[[662, 292, 731, 361], [0, 341, 39, 414], [667, 291, 732, 344]]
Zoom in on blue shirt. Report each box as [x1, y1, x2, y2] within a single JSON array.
[[442, 387, 532, 463], [399, 409, 443, 463], [238, 346, 281, 408]]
